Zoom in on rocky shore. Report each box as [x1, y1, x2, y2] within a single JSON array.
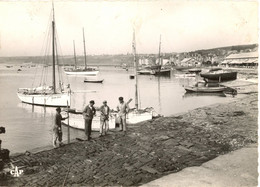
[[0, 88, 258, 186]]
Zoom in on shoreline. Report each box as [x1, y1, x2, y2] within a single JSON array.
[[8, 78, 258, 156], [1, 88, 257, 186], [9, 78, 257, 157]]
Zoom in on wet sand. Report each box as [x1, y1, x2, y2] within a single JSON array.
[[0, 79, 257, 186]]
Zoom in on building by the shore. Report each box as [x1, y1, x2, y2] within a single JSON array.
[[221, 51, 258, 67], [177, 57, 201, 67]]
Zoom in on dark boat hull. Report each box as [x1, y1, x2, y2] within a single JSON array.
[[175, 66, 195, 71], [200, 72, 237, 82], [188, 68, 201, 73], [154, 69, 171, 75], [84, 79, 104, 83]]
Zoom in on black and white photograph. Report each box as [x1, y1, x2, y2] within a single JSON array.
[[0, 0, 258, 186]]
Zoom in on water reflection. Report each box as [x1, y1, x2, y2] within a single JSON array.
[[18, 103, 53, 116], [157, 76, 162, 114], [1, 66, 238, 153]]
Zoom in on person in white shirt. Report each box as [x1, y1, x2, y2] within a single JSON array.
[[116, 97, 129, 135], [99, 100, 110, 137]]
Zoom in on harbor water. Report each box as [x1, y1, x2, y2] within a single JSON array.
[[0, 64, 238, 154]]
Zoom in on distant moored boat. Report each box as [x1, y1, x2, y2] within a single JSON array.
[[64, 28, 99, 76], [200, 70, 237, 82]]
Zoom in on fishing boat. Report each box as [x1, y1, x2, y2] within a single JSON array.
[[17, 5, 71, 107], [84, 76, 104, 83], [175, 72, 196, 78], [154, 35, 171, 76], [200, 68, 237, 82], [188, 68, 201, 73], [175, 65, 196, 71], [183, 92, 226, 98], [64, 110, 117, 131], [64, 28, 99, 76], [184, 82, 226, 93], [137, 68, 156, 75], [118, 30, 154, 124], [65, 30, 155, 131]]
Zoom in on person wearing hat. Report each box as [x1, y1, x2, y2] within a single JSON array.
[[116, 97, 129, 135], [99, 100, 110, 137], [53, 107, 68, 148], [83, 100, 96, 140]]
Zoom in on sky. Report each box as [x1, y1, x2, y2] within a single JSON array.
[[0, 0, 258, 56]]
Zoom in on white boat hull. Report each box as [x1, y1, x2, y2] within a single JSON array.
[[175, 73, 196, 78], [67, 112, 117, 131], [125, 111, 153, 124], [17, 93, 71, 107], [64, 70, 99, 76], [137, 69, 155, 75], [67, 110, 153, 131]]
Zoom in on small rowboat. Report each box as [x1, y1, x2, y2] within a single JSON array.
[[185, 86, 226, 93], [185, 81, 226, 93], [84, 78, 104, 83]]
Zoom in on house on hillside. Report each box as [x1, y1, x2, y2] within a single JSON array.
[[221, 51, 258, 67], [178, 58, 201, 67]]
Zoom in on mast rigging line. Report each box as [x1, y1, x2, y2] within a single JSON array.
[[55, 24, 69, 86], [32, 9, 53, 89], [31, 4, 69, 93]]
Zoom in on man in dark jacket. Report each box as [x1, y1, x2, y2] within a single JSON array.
[[99, 100, 110, 137], [83, 100, 96, 140], [53, 107, 68, 148]]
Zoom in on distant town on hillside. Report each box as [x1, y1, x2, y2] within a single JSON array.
[[0, 43, 258, 67]]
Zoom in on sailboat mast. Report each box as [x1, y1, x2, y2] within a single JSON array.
[[73, 40, 77, 69], [83, 28, 87, 69], [158, 34, 161, 66], [52, 5, 56, 93], [133, 30, 138, 109]]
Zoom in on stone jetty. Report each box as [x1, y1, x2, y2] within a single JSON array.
[[0, 92, 257, 186]]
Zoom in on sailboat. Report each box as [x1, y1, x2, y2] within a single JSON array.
[[64, 28, 99, 76], [62, 30, 156, 131], [124, 30, 155, 124], [154, 35, 171, 76], [17, 5, 71, 107]]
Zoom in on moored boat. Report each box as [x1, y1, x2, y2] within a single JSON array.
[[200, 71, 237, 82], [175, 72, 196, 78], [63, 111, 117, 131], [154, 67, 171, 76], [175, 65, 196, 71], [184, 82, 226, 93], [17, 5, 71, 107], [137, 68, 156, 75], [154, 35, 171, 76], [84, 77, 104, 83], [183, 92, 226, 98], [188, 68, 201, 73], [185, 86, 226, 93], [64, 28, 99, 76], [65, 30, 155, 130], [64, 68, 99, 75]]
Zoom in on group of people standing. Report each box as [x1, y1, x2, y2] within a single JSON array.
[[53, 97, 129, 148]]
